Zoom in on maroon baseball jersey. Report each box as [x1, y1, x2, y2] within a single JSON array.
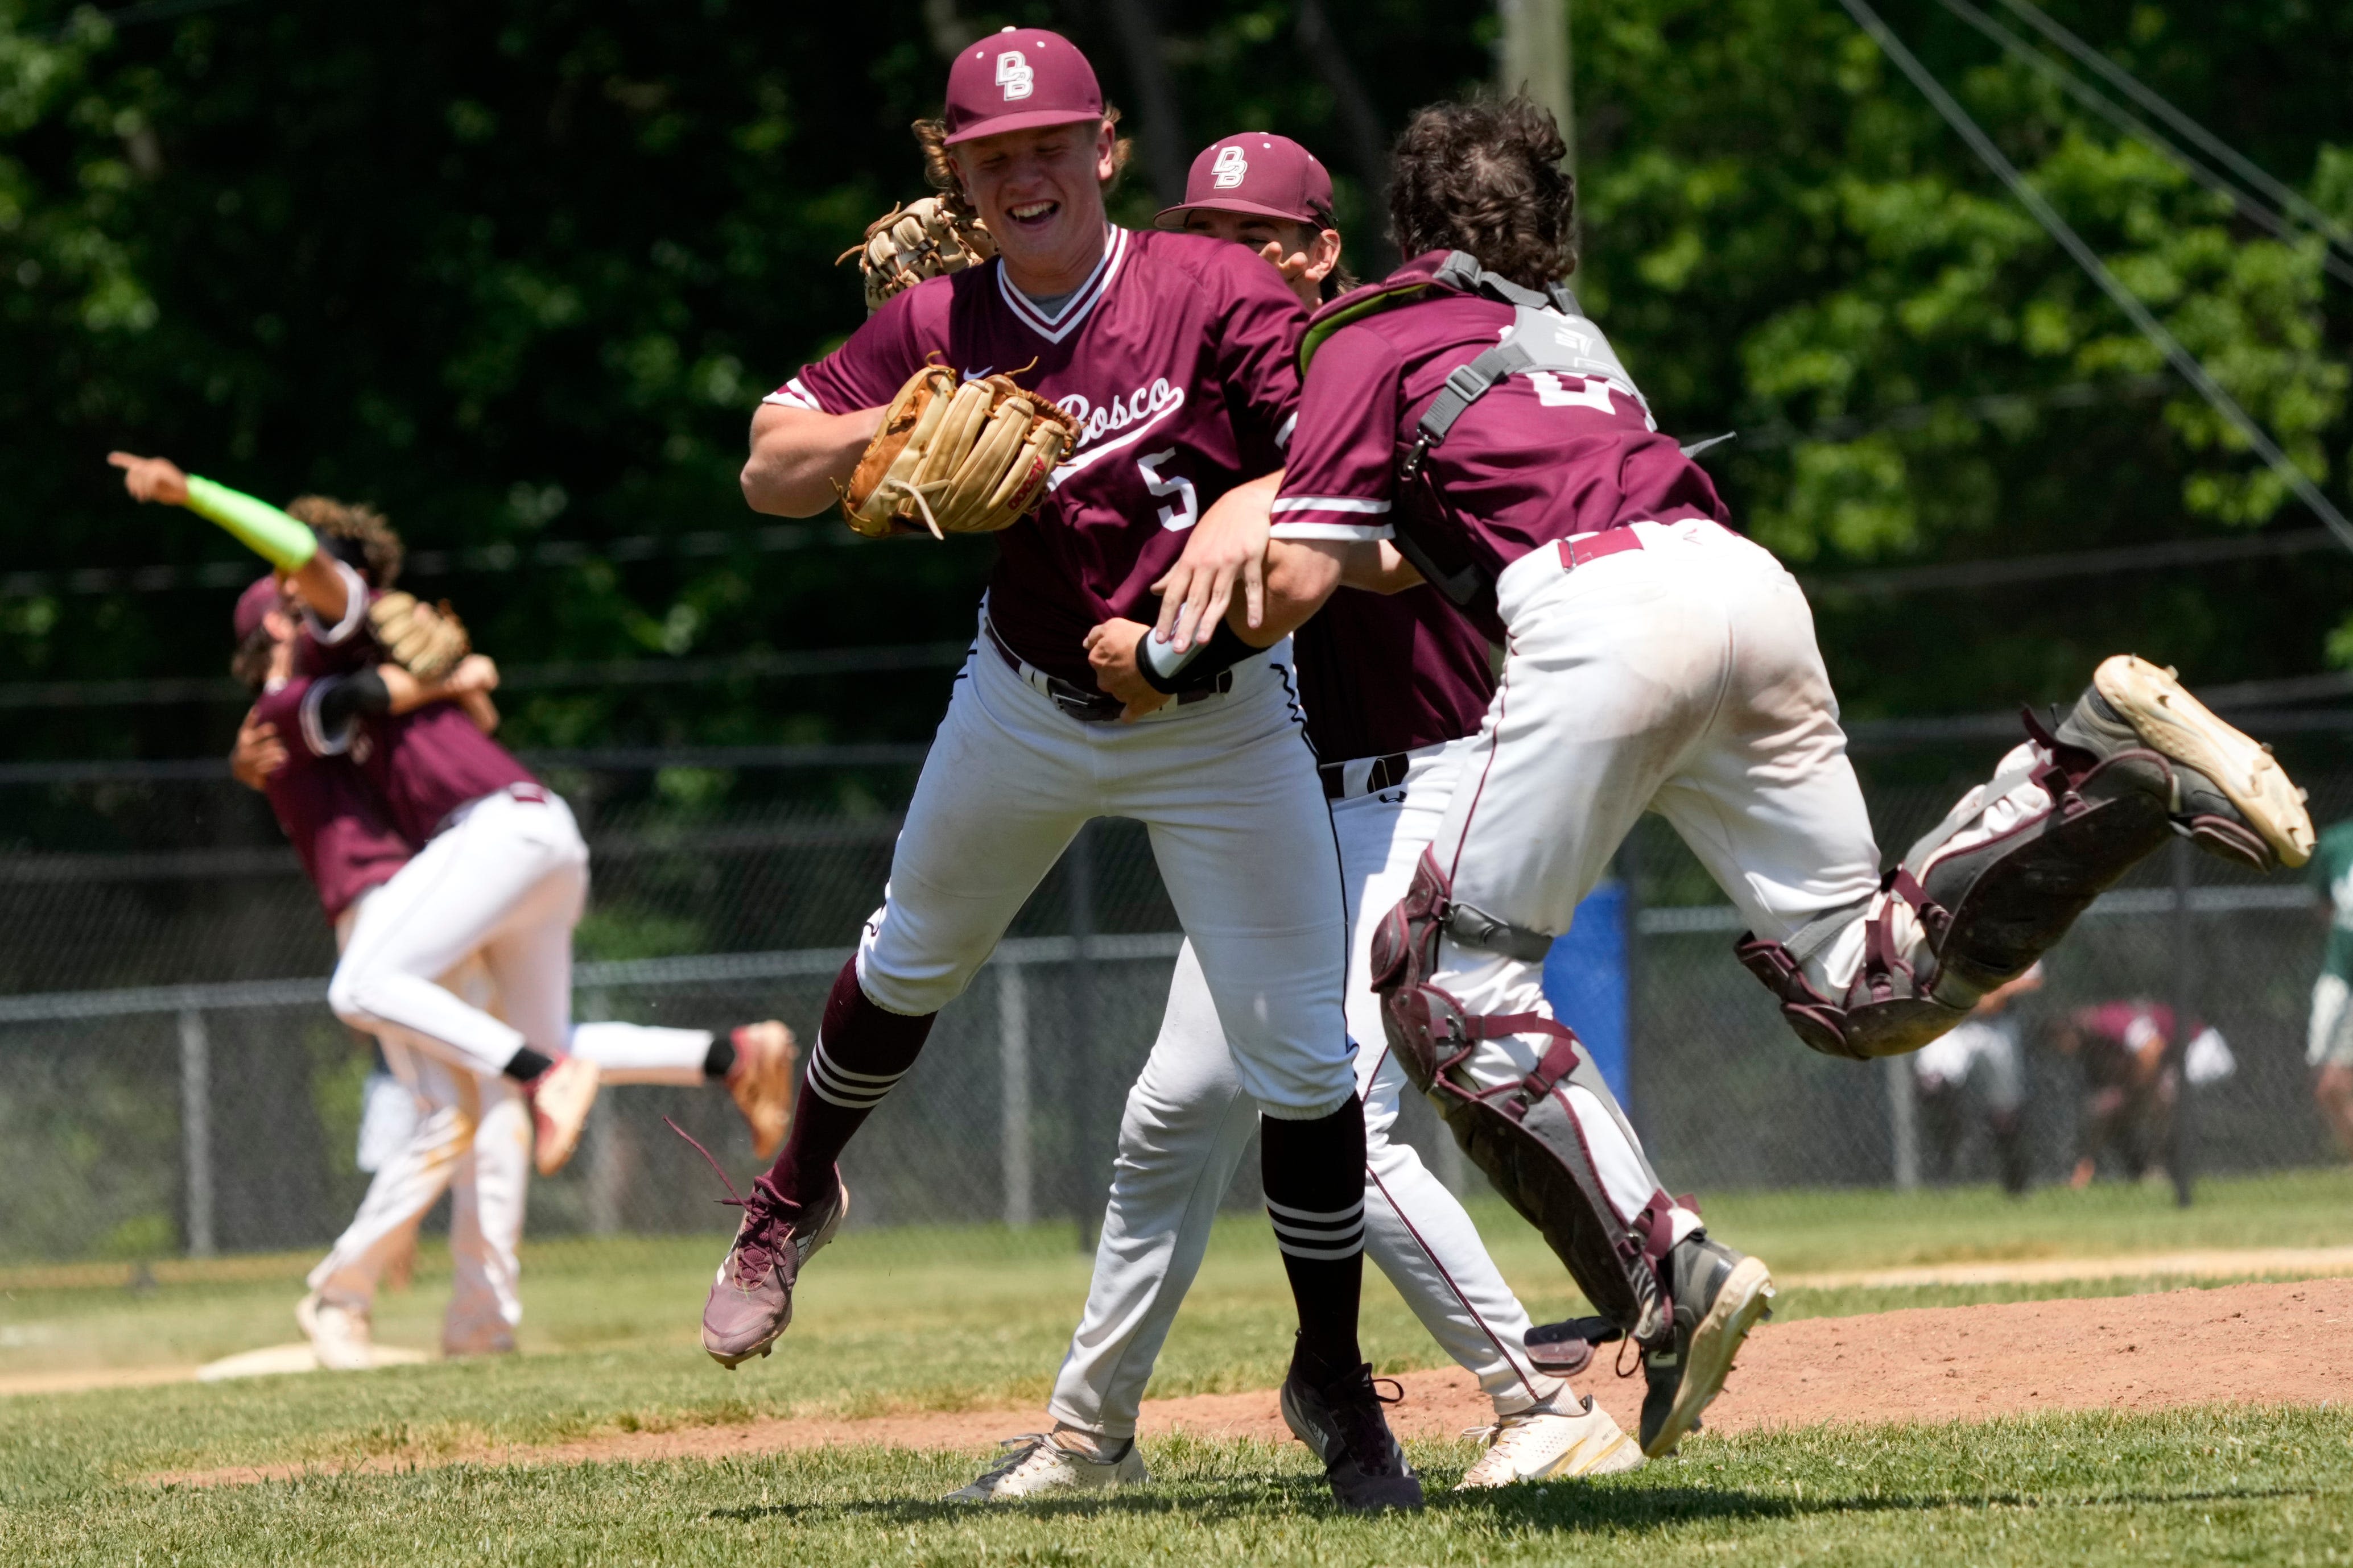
[[771, 227, 1305, 683], [349, 702, 539, 846], [292, 558, 377, 679], [1293, 588, 1493, 761], [249, 679, 415, 923], [1273, 253, 1729, 631]]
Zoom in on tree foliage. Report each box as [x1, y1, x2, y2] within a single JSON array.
[[1, 0, 2347, 759]]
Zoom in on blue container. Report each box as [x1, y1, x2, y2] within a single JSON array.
[[1543, 879, 1630, 1107]]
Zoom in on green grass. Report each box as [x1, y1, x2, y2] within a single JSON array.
[[6, 1405, 2351, 1565], [2, 1170, 2350, 1559]]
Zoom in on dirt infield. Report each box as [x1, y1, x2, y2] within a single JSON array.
[[151, 1276, 2352, 1487]]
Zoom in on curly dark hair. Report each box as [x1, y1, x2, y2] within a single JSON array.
[[229, 622, 277, 691], [287, 495, 402, 589], [911, 107, 1136, 225], [1388, 97, 1577, 289]]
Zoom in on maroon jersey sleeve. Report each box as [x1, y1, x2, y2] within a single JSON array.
[[1270, 324, 1405, 543], [767, 282, 941, 415], [292, 560, 376, 678], [249, 682, 414, 924]]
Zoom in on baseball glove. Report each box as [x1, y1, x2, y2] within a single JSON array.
[[367, 591, 471, 682], [840, 366, 1077, 539], [839, 197, 996, 312]]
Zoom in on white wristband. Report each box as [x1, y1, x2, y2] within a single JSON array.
[[1140, 629, 1204, 682]]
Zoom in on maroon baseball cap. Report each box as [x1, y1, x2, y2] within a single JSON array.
[[233, 576, 282, 643], [943, 27, 1104, 147], [1154, 133, 1335, 230]]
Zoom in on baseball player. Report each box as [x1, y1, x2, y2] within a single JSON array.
[[2304, 818, 2353, 1158], [115, 453, 791, 1180], [728, 30, 1417, 1509], [225, 578, 795, 1365], [1135, 96, 2311, 1458], [948, 134, 1636, 1503], [1912, 964, 2041, 1193]]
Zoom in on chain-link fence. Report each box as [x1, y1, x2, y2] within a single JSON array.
[[1, 752, 2345, 1266]]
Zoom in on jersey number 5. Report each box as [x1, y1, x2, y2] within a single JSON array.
[[1137, 448, 1198, 532]]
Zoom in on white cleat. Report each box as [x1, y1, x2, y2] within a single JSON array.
[[944, 1430, 1147, 1501], [2091, 653, 2314, 868], [1456, 1395, 1646, 1489], [295, 1292, 375, 1372]]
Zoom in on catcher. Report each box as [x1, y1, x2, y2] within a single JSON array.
[[1134, 96, 2312, 1459]]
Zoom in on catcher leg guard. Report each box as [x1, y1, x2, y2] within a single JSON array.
[[1737, 656, 2313, 1061], [1369, 850, 1675, 1345]]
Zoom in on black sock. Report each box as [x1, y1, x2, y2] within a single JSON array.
[[702, 1035, 738, 1082], [502, 1046, 555, 1083], [1260, 1094, 1367, 1385]]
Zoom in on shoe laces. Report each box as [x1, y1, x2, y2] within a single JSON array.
[[665, 1116, 801, 1288], [1460, 1396, 1578, 1454], [971, 1433, 1063, 1489], [1323, 1367, 1407, 1474]]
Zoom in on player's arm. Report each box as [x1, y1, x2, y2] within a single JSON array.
[[741, 402, 887, 518], [230, 711, 288, 791], [109, 451, 357, 620]]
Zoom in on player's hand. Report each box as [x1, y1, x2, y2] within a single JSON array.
[[230, 714, 287, 789], [1151, 472, 1278, 652], [108, 451, 190, 507], [1084, 617, 1171, 723], [1257, 239, 1314, 293], [444, 653, 500, 694]]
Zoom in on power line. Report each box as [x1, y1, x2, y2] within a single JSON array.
[[1835, 0, 2353, 557], [1933, 0, 2353, 287], [1988, 0, 2353, 259]]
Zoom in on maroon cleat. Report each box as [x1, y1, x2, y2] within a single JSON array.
[[667, 1118, 849, 1369], [700, 1172, 848, 1368]]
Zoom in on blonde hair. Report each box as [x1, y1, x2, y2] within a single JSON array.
[[911, 106, 1136, 218]]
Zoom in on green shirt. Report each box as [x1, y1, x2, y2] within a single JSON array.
[[2310, 819, 2353, 981]]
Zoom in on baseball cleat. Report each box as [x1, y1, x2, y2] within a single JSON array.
[[526, 1056, 601, 1176], [1279, 1355, 1425, 1513], [1639, 1236, 1774, 1458], [699, 1170, 848, 1368], [2076, 654, 2313, 870], [296, 1292, 374, 1372], [726, 1021, 798, 1160], [1456, 1393, 1644, 1488], [943, 1430, 1147, 1501]]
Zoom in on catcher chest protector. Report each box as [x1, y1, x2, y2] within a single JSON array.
[[1301, 252, 1659, 627], [1369, 849, 1674, 1347]]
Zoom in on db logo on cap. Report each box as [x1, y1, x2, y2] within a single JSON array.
[[1212, 145, 1248, 188], [996, 51, 1034, 101]]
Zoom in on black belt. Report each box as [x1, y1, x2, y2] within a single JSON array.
[[1320, 751, 1411, 799], [984, 620, 1233, 724]]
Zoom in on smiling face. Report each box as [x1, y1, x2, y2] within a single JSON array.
[[950, 120, 1117, 296]]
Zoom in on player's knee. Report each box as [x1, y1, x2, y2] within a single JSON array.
[[327, 962, 374, 1029]]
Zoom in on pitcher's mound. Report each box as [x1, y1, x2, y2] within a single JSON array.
[[197, 1343, 431, 1381]]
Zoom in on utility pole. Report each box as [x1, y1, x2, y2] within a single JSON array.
[[1497, 0, 1575, 177]]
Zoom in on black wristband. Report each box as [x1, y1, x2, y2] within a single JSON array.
[[1136, 620, 1257, 694]]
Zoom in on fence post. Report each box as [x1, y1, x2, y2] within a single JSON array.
[[581, 988, 623, 1235], [999, 959, 1034, 1228], [1068, 824, 1101, 1252], [177, 1008, 215, 1257], [2167, 835, 2198, 1208], [1885, 1054, 1919, 1191]]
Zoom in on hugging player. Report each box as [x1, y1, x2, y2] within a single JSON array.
[[948, 131, 1639, 1502], [1134, 97, 2312, 1459], [731, 30, 1421, 1510]]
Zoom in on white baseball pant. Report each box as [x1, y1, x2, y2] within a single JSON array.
[[1424, 520, 1888, 1249], [857, 614, 1353, 1119], [1048, 741, 1568, 1442], [329, 787, 589, 1080]]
